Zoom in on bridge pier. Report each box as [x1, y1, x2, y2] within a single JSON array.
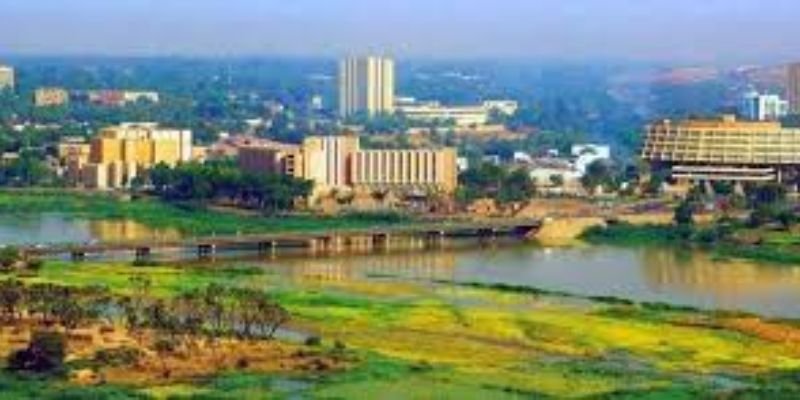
[[197, 244, 216, 258], [134, 247, 152, 262], [257, 241, 277, 255], [477, 227, 498, 243], [425, 230, 446, 248], [70, 251, 86, 261], [372, 233, 390, 250]]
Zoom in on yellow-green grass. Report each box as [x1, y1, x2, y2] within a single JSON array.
[[2, 259, 799, 398]]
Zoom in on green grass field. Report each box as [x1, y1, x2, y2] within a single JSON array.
[[0, 190, 411, 237]]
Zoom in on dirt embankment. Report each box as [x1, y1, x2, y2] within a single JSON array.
[[0, 321, 346, 387]]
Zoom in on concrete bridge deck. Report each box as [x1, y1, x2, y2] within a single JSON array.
[[21, 219, 542, 261]]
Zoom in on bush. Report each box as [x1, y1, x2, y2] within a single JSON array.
[[93, 347, 142, 367], [0, 246, 20, 269], [304, 335, 322, 347], [7, 331, 66, 376]]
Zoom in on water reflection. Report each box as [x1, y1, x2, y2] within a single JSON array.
[[254, 244, 800, 318], [0, 213, 181, 245], [270, 251, 457, 283]]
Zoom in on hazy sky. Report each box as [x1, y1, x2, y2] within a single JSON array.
[[2, 0, 799, 64]]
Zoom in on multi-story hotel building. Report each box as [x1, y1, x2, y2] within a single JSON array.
[[75, 123, 193, 189], [339, 56, 395, 118], [34, 87, 70, 107], [0, 65, 14, 90], [642, 115, 800, 184], [239, 135, 457, 199]]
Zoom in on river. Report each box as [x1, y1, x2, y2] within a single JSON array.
[[1, 214, 799, 319]]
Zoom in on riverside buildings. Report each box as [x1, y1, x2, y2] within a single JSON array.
[[339, 56, 395, 118], [642, 115, 800, 186], [70, 123, 193, 189], [239, 135, 457, 200]]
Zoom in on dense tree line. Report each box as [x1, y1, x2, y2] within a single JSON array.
[[0, 150, 59, 187], [146, 160, 313, 212], [1, 277, 291, 374], [457, 163, 535, 204]]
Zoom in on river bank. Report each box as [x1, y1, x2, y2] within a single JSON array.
[[581, 221, 800, 266], [0, 257, 797, 398], [0, 190, 413, 238]]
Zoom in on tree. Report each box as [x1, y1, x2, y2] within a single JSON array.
[[674, 200, 695, 226], [498, 169, 536, 203], [0, 279, 23, 321], [581, 159, 616, 194], [549, 174, 565, 187], [7, 331, 66, 376], [0, 246, 21, 269]]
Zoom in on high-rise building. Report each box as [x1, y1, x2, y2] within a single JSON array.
[[740, 91, 789, 121], [788, 63, 800, 115], [339, 56, 395, 118], [0, 65, 15, 91]]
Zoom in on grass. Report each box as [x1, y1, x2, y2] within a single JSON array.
[[581, 222, 800, 266], [0, 189, 413, 237]]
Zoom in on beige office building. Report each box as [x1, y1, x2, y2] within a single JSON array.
[[0, 65, 14, 90], [351, 149, 458, 194], [239, 135, 457, 199], [788, 63, 800, 115], [339, 56, 395, 118], [76, 123, 193, 189], [35, 87, 70, 107], [642, 115, 800, 184]]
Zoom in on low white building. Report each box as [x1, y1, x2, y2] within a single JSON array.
[[396, 98, 518, 127], [572, 144, 611, 175], [740, 90, 789, 121]]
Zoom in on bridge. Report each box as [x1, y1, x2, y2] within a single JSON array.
[[22, 219, 542, 261]]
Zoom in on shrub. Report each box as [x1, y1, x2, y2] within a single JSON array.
[[93, 347, 142, 367], [7, 331, 66, 376], [304, 335, 322, 347]]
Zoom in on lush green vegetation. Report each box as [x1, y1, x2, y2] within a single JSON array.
[[456, 162, 535, 204], [0, 190, 411, 237], [147, 160, 312, 212]]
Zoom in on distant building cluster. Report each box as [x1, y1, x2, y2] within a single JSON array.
[[338, 56, 517, 128], [34, 87, 70, 107], [65, 123, 194, 189], [78, 90, 160, 107], [739, 90, 788, 121], [0, 64, 14, 90], [239, 135, 458, 200]]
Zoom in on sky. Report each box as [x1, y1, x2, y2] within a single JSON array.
[[1, 0, 799, 64]]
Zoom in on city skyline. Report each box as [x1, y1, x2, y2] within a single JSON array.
[[1, 0, 800, 65]]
